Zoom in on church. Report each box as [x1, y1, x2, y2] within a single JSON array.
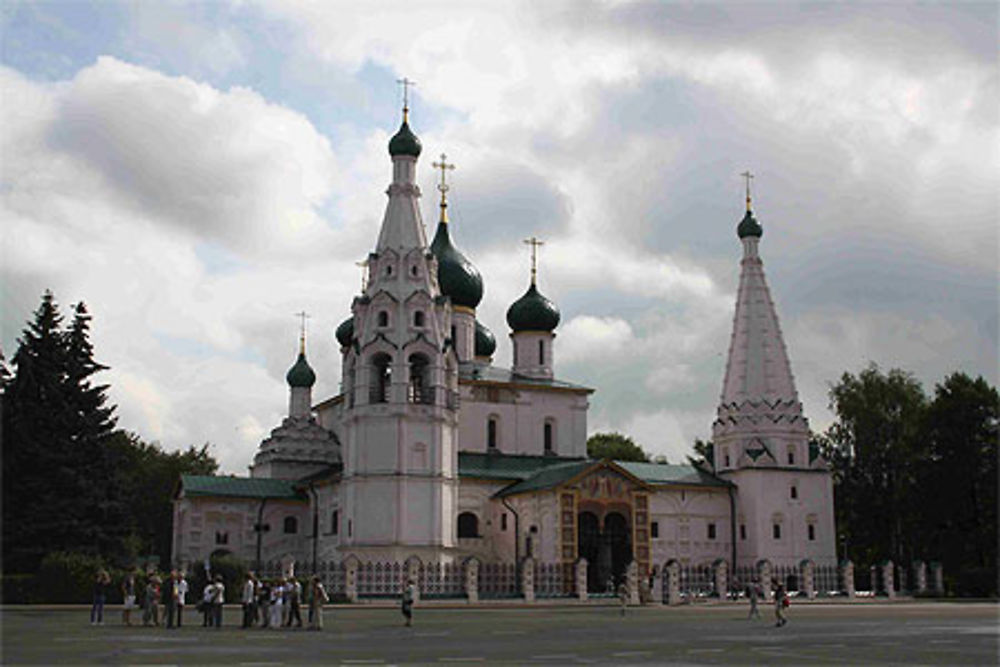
[[172, 102, 836, 593]]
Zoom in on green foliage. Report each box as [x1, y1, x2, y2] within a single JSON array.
[[1, 575, 38, 604], [687, 438, 713, 468], [190, 554, 248, 604], [822, 365, 998, 596], [35, 552, 109, 604], [587, 432, 649, 462]]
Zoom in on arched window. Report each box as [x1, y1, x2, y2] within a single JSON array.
[[487, 417, 498, 450], [215, 531, 228, 545], [457, 512, 479, 538], [772, 513, 784, 540], [410, 265, 418, 277], [790, 485, 798, 499], [413, 311, 425, 327], [284, 517, 298, 534], [787, 445, 796, 465], [370, 353, 392, 403], [377, 311, 389, 327], [331, 510, 339, 535], [385, 264, 393, 276], [723, 448, 731, 467], [538, 339, 545, 364], [544, 420, 554, 453], [408, 353, 431, 404]]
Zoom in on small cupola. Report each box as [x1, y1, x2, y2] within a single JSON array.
[[506, 283, 560, 333], [286, 352, 316, 388], [335, 316, 354, 349], [388, 81, 422, 158], [474, 320, 497, 359], [737, 170, 763, 239]]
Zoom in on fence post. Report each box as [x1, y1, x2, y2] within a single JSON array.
[[756, 560, 773, 601], [521, 557, 535, 603], [839, 559, 855, 599], [930, 561, 944, 596], [575, 559, 588, 602], [713, 559, 728, 599], [912, 561, 927, 594], [465, 558, 480, 603], [799, 560, 815, 599], [626, 561, 640, 605], [665, 560, 681, 606], [881, 561, 895, 599], [344, 555, 359, 603]]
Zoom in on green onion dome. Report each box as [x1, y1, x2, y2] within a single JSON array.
[[737, 209, 763, 239], [430, 221, 484, 309], [286, 353, 316, 388], [506, 283, 560, 333], [335, 316, 354, 348], [474, 320, 496, 358], [388, 121, 422, 158]]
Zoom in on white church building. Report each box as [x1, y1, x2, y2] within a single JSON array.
[[173, 105, 836, 594]]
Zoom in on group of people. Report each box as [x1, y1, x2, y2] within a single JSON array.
[[236, 573, 329, 631], [744, 580, 790, 626]]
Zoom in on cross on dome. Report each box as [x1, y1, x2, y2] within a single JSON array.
[[295, 310, 311, 354], [524, 236, 545, 285], [433, 154, 455, 223], [741, 170, 754, 212], [396, 77, 416, 121]]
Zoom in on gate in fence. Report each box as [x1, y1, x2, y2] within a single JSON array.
[[479, 562, 519, 599], [678, 564, 714, 599], [813, 563, 840, 596]]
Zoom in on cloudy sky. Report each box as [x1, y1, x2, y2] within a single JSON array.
[[2, 1, 996, 473]]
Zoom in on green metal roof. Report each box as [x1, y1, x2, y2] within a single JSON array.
[[458, 363, 593, 393], [179, 475, 305, 500], [458, 451, 583, 481], [495, 460, 593, 496], [617, 462, 732, 488]]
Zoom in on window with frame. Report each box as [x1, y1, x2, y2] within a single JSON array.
[[284, 517, 298, 534], [377, 311, 389, 327], [538, 339, 544, 364], [651, 521, 660, 539], [790, 485, 798, 499], [544, 421, 554, 453], [457, 512, 479, 538], [413, 311, 425, 327], [740, 524, 747, 540], [707, 523, 717, 540], [787, 446, 796, 465], [408, 353, 431, 404], [215, 531, 228, 545], [331, 510, 339, 535], [773, 523, 782, 539], [487, 417, 498, 450], [808, 523, 816, 541], [370, 353, 392, 403]]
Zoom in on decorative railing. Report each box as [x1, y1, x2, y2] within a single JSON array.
[[534, 562, 575, 598], [419, 561, 465, 598], [479, 562, 519, 599]]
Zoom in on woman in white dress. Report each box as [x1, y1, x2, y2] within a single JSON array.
[[269, 578, 284, 629]]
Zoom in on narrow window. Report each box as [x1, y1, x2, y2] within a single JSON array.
[[348, 520, 352, 537], [651, 521, 660, 539], [707, 523, 717, 540], [724, 454, 731, 467], [414, 311, 425, 327], [215, 531, 228, 545], [411, 265, 418, 277], [457, 512, 479, 538], [284, 517, 298, 534], [378, 311, 389, 327], [544, 422, 554, 453], [808, 524, 816, 541], [740, 524, 747, 540], [787, 447, 795, 465], [501, 513, 508, 531], [790, 486, 798, 499], [538, 339, 544, 364], [370, 353, 392, 403], [331, 510, 339, 535], [773, 523, 781, 540], [386, 264, 393, 276], [487, 418, 498, 449], [408, 353, 430, 404]]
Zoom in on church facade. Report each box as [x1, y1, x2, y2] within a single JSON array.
[[173, 107, 835, 591]]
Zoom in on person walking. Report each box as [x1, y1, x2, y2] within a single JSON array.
[[176, 572, 188, 627], [90, 569, 110, 626], [241, 573, 256, 628], [121, 572, 136, 626], [307, 576, 328, 631], [286, 578, 303, 628], [617, 579, 629, 617], [202, 579, 215, 627], [144, 574, 161, 627], [748, 580, 761, 619], [211, 575, 225, 628], [164, 571, 178, 629], [401, 579, 416, 627], [774, 582, 789, 627]]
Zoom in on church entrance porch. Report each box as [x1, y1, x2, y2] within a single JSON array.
[[578, 509, 632, 593]]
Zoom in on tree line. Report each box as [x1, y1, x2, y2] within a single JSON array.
[[1, 291, 217, 578]]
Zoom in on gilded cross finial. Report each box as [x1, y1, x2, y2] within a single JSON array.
[[294, 311, 311, 354], [432, 153, 456, 223], [741, 170, 754, 212], [396, 77, 416, 122], [524, 236, 545, 285], [356, 259, 369, 292]]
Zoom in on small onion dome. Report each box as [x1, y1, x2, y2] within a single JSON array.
[[737, 209, 763, 239], [474, 320, 497, 358], [286, 353, 316, 388], [506, 283, 560, 333], [430, 221, 484, 309], [388, 121, 422, 158], [335, 316, 354, 348]]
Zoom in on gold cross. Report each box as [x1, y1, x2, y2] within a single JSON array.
[[432, 154, 455, 223], [294, 311, 311, 354], [741, 170, 754, 212], [396, 77, 416, 120], [524, 236, 545, 285]]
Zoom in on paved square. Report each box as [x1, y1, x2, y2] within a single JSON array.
[[2, 602, 996, 665]]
